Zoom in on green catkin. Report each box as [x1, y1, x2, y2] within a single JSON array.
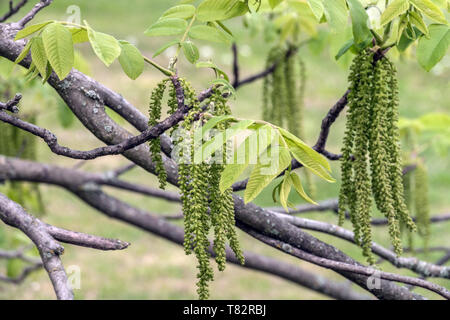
[[338, 52, 365, 237], [402, 171, 414, 250], [352, 52, 373, 263], [208, 92, 244, 270], [339, 49, 416, 262], [414, 161, 430, 250], [175, 84, 244, 299], [263, 46, 316, 198], [148, 80, 168, 189]]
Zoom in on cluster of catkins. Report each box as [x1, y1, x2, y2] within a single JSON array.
[[338, 49, 416, 264], [148, 79, 244, 299], [402, 161, 430, 251], [263, 45, 315, 196], [0, 115, 46, 216]]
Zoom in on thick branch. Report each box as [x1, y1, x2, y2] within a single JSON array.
[[0, 157, 371, 300], [0, 190, 129, 298], [271, 212, 450, 279], [240, 223, 450, 299], [0, 192, 72, 299], [0, 25, 425, 299]]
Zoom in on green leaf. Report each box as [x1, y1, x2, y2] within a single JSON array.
[[335, 39, 354, 60], [14, 39, 33, 64], [161, 4, 196, 19], [30, 36, 48, 78], [410, 0, 447, 24], [408, 11, 429, 36], [418, 112, 450, 131], [397, 27, 421, 51], [86, 26, 121, 67], [244, 146, 291, 203], [41, 23, 74, 80], [211, 78, 235, 95], [189, 25, 233, 43], [201, 115, 236, 137], [118, 40, 145, 80], [144, 18, 188, 37], [196, 60, 230, 81], [216, 21, 233, 36], [197, 0, 249, 22], [280, 173, 293, 211], [15, 21, 53, 40], [278, 128, 331, 171], [70, 28, 89, 44], [380, 0, 409, 26], [57, 99, 76, 128], [307, 0, 324, 21], [347, 0, 371, 45], [7, 259, 24, 278], [74, 50, 91, 75], [322, 0, 348, 33], [417, 24, 449, 71], [287, 141, 335, 182], [290, 172, 318, 205], [219, 124, 276, 193], [220, 163, 249, 193], [201, 119, 255, 161], [269, 0, 284, 9], [181, 40, 200, 63], [153, 40, 180, 57]]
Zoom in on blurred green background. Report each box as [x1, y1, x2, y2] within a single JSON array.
[[0, 0, 448, 299]]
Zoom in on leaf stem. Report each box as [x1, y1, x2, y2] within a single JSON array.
[[172, 15, 196, 69], [143, 56, 174, 76]]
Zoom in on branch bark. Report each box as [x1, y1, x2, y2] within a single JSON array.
[[0, 157, 370, 300], [0, 190, 129, 299], [0, 22, 429, 300]]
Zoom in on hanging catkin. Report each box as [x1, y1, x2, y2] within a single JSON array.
[[263, 45, 315, 197], [148, 79, 169, 189], [168, 81, 243, 300], [414, 161, 430, 250], [338, 49, 416, 263]]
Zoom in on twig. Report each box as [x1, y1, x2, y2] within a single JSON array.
[[16, 0, 52, 27], [0, 92, 193, 160], [0, 262, 42, 284], [0, 0, 28, 23], [0, 93, 21, 113], [234, 45, 298, 89], [232, 43, 239, 88], [108, 163, 136, 178]]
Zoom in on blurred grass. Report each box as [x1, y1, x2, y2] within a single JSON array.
[[0, 0, 449, 300]]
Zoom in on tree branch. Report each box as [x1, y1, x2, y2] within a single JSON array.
[[0, 25, 426, 299], [0, 0, 28, 23], [0, 93, 21, 113], [15, 0, 52, 28], [0, 158, 370, 300], [271, 211, 450, 279], [0, 191, 129, 299], [239, 222, 450, 299], [0, 246, 43, 284]]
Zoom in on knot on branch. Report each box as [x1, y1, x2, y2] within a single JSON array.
[[0, 93, 22, 113]]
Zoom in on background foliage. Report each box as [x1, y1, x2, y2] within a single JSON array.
[[0, 0, 448, 299]]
